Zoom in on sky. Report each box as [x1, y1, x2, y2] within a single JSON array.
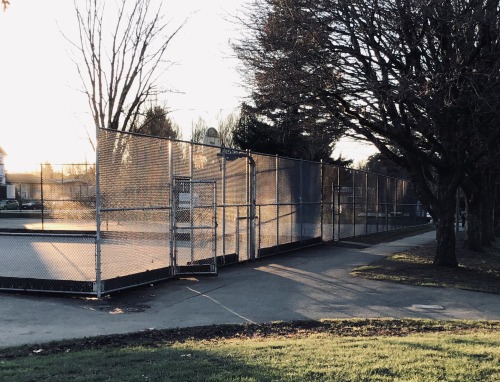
[[0, 0, 376, 173]]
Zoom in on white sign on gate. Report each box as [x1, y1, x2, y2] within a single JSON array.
[[179, 192, 199, 208]]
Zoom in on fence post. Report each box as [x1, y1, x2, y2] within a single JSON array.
[[236, 206, 240, 256], [336, 166, 341, 240], [300, 159, 304, 244], [189, 142, 194, 263], [394, 178, 399, 229], [365, 172, 369, 235], [376, 174, 380, 233], [40, 163, 44, 230], [248, 151, 256, 261], [245, 151, 249, 260], [331, 168, 335, 241], [320, 160, 324, 242], [352, 170, 356, 236], [94, 128, 102, 299], [169, 140, 175, 273], [222, 152, 227, 263], [386, 177, 390, 231], [275, 155, 279, 251]]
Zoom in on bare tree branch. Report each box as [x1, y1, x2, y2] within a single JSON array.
[[72, 0, 185, 133]]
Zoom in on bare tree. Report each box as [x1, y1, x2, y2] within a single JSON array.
[[359, 153, 409, 180], [72, 0, 184, 133], [190, 116, 209, 143], [216, 111, 239, 148], [236, 0, 500, 266], [317, 0, 500, 265], [191, 112, 240, 147]]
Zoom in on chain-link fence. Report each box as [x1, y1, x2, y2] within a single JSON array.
[[0, 163, 96, 232], [0, 129, 429, 296]]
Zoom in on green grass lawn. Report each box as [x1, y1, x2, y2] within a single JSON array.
[[1, 319, 500, 382], [351, 231, 500, 294]]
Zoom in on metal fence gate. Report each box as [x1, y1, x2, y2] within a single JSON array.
[[171, 178, 217, 276], [0, 128, 431, 296]]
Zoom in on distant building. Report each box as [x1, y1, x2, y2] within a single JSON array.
[[5, 173, 95, 202], [0, 147, 16, 199], [0, 152, 96, 202], [5, 173, 41, 200]]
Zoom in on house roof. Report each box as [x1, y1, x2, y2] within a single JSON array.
[[6, 173, 92, 184], [5, 173, 41, 184]]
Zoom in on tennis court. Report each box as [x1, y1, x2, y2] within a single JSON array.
[[0, 131, 427, 296]]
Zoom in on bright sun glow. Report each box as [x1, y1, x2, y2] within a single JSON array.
[[1, 0, 375, 175], [0, 0, 247, 173]]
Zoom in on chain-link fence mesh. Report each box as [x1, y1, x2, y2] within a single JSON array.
[[0, 163, 96, 231], [97, 131, 171, 292], [0, 232, 96, 293], [0, 129, 429, 295]]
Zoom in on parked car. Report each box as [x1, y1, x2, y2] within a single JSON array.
[[0, 199, 20, 210], [22, 200, 43, 210]]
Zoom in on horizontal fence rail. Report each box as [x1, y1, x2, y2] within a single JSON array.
[[0, 130, 430, 296]]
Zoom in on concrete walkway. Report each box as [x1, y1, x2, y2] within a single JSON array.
[[1, 230, 499, 348]]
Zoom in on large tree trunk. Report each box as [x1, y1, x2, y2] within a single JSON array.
[[434, 178, 459, 267], [435, 213, 458, 267]]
